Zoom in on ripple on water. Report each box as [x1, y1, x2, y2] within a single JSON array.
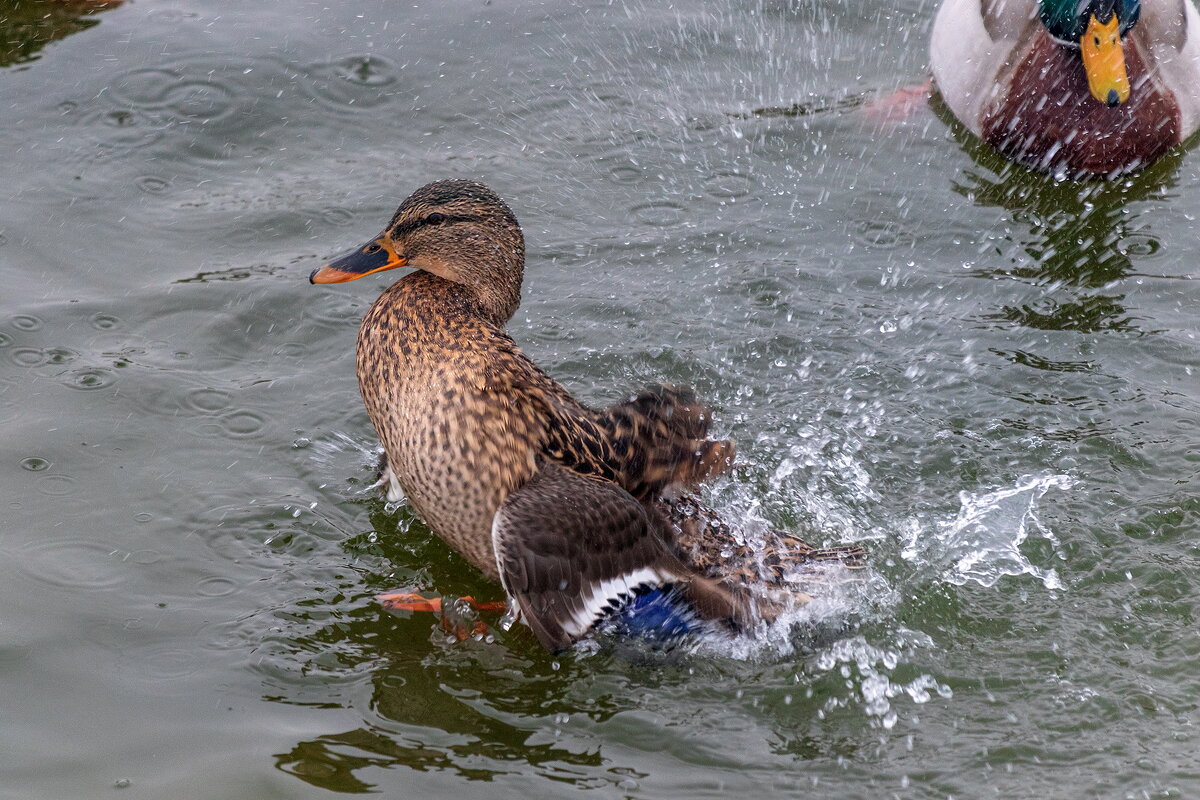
[[63, 367, 117, 391], [195, 576, 239, 598], [18, 540, 124, 590], [135, 175, 171, 195], [59, 105, 167, 160], [1116, 231, 1161, 258], [630, 200, 686, 228], [320, 207, 356, 227], [0, 332, 10, 348], [301, 54, 399, 113], [10, 314, 43, 332], [36, 475, 78, 497], [304, 291, 366, 331], [109, 67, 236, 122], [126, 381, 191, 419], [10, 348, 49, 368], [854, 219, 915, 250], [139, 646, 203, 681], [191, 499, 343, 568], [184, 387, 233, 414], [220, 410, 267, 438], [272, 342, 308, 359], [128, 549, 162, 565], [608, 164, 644, 184], [90, 313, 120, 330], [20, 457, 51, 472], [703, 171, 754, 200]]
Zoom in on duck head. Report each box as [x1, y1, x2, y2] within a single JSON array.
[[310, 179, 526, 323], [1039, 0, 1141, 106]]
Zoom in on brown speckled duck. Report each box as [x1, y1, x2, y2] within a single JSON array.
[[310, 179, 864, 652]]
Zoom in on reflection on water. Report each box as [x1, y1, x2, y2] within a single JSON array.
[[933, 92, 1183, 338], [263, 501, 638, 792], [0, 0, 120, 68]]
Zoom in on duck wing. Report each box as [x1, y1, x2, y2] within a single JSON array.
[[541, 384, 735, 502], [662, 494, 866, 588], [492, 461, 748, 651], [471, 337, 735, 500]]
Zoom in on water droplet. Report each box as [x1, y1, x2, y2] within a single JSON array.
[[20, 457, 50, 472]]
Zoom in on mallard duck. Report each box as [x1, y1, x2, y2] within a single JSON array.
[[931, 0, 1200, 176], [309, 179, 864, 652]]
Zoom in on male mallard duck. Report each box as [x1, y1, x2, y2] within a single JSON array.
[[309, 179, 864, 652], [931, 0, 1200, 175]]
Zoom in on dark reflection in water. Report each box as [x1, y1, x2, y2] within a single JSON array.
[[931, 92, 1184, 338], [0, 0, 120, 68], [267, 503, 620, 792]]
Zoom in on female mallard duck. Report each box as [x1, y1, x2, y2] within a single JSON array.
[[931, 0, 1200, 176], [309, 179, 863, 652]]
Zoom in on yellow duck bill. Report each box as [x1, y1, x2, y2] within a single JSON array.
[[1081, 13, 1130, 106]]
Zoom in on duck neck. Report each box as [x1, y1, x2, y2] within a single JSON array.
[[398, 269, 521, 330], [463, 260, 523, 326], [421, 242, 524, 326]]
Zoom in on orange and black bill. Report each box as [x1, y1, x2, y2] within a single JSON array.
[[309, 235, 407, 284], [1081, 13, 1130, 106]]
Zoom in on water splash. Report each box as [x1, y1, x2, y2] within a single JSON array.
[[307, 430, 377, 465], [901, 473, 1072, 590], [812, 633, 952, 729]]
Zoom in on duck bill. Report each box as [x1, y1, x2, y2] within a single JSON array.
[[309, 235, 407, 284], [1080, 14, 1130, 106]]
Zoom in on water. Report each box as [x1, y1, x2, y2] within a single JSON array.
[[1, 0, 1198, 797]]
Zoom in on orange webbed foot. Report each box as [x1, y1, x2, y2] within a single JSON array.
[[378, 590, 507, 641]]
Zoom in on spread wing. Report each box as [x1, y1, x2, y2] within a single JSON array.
[[476, 337, 735, 501], [541, 384, 736, 501], [491, 461, 746, 651]]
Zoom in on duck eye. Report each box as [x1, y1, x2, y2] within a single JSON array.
[[364, 242, 382, 254], [425, 212, 447, 225]]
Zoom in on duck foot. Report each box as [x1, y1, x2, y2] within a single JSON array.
[[860, 80, 933, 124], [378, 590, 507, 641]]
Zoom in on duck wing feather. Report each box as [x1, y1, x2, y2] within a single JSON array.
[[492, 461, 748, 651]]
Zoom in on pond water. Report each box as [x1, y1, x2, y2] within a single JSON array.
[[2, 0, 1198, 797]]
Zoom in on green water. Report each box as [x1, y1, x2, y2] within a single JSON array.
[[1, 0, 1198, 797]]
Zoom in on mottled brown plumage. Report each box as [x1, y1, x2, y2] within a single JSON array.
[[311, 179, 864, 651]]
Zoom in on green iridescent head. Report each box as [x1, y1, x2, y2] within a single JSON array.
[[1039, 0, 1141, 43]]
